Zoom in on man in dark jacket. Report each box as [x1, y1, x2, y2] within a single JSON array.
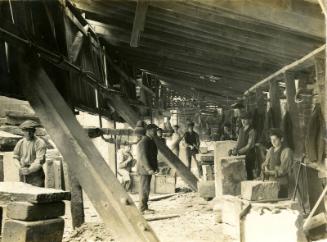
[[136, 124, 158, 214]]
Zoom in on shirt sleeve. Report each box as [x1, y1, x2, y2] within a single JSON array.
[[34, 138, 47, 165], [262, 147, 272, 168], [275, 148, 293, 177], [13, 139, 23, 160]]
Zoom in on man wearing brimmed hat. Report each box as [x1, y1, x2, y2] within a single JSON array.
[[136, 123, 159, 214], [261, 128, 293, 198], [13, 120, 47, 187], [231, 112, 256, 180]]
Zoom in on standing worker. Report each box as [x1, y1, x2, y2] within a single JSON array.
[[230, 113, 256, 180], [169, 125, 183, 157], [261, 128, 293, 198], [136, 124, 159, 214], [13, 120, 47, 187], [117, 145, 136, 191], [183, 122, 202, 177]]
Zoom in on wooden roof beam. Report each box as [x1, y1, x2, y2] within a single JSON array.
[[244, 44, 325, 95], [189, 0, 324, 38], [130, 0, 148, 47]]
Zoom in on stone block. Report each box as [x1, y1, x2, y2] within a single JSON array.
[[215, 156, 247, 197], [214, 141, 237, 196], [7, 201, 65, 221], [198, 180, 215, 200], [0, 182, 70, 203], [3, 153, 20, 182], [196, 152, 214, 163], [130, 174, 176, 194], [202, 165, 214, 181], [241, 181, 279, 201], [2, 218, 64, 242], [243, 204, 307, 242]]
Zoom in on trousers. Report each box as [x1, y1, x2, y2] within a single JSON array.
[[139, 175, 152, 211]]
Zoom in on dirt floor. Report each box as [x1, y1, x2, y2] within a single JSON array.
[[63, 179, 232, 242]]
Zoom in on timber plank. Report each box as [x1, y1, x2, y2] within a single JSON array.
[[17, 53, 159, 242]]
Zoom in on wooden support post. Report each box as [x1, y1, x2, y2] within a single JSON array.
[[130, 0, 149, 47], [284, 72, 302, 155], [269, 80, 281, 128], [17, 52, 159, 242], [69, 168, 85, 228], [107, 95, 199, 191]]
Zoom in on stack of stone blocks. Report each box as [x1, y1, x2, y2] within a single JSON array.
[[0, 182, 70, 242]]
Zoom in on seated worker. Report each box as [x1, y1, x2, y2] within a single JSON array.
[[220, 122, 236, 141], [117, 145, 136, 191], [230, 113, 256, 180], [13, 120, 47, 187], [183, 122, 202, 177], [261, 128, 293, 198]]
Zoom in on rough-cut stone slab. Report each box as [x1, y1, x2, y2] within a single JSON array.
[[214, 141, 237, 196], [202, 165, 214, 181], [241, 181, 279, 201], [2, 218, 64, 242], [3, 153, 20, 182], [243, 203, 307, 242], [196, 152, 214, 163], [198, 180, 215, 200], [221, 195, 243, 242], [0, 182, 70, 204], [0, 131, 21, 152], [215, 156, 247, 197], [7, 201, 65, 221]]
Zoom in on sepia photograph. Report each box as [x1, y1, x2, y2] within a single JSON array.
[[0, 0, 326, 241]]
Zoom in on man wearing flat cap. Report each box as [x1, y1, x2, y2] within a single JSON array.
[[13, 120, 47, 187], [136, 123, 158, 214], [231, 112, 256, 180]]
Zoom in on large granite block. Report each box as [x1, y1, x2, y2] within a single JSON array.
[[2, 218, 64, 242], [0, 182, 70, 203], [215, 156, 247, 197], [241, 181, 279, 201], [7, 201, 65, 221], [214, 141, 237, 196], [243, 202, 307, 242]]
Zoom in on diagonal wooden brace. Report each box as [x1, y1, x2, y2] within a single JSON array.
[[17, 52, 159, 242]]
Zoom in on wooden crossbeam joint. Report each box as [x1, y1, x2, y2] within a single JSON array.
[[130, 0, 149, 47]]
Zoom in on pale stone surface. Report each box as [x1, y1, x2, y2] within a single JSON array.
[[3, 152, 20, 182], [214, 141, 237, 196], [202, 165, 214, 181], [215, 156, 247, 197], [196, 152, 214, 162], [3, 218, 64, 242], [198, 180, 215, 200], [7, 201, 65, 221], [241, 181, 279, 201], [0, 182, 70, 203], [243, 205, 308, 242]]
